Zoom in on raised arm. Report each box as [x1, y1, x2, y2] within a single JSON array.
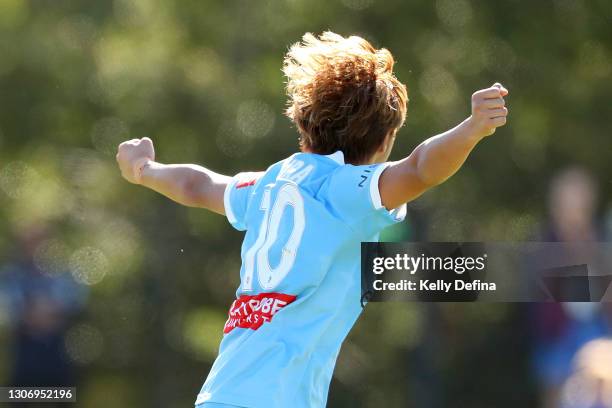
[[379, 83, 509, 210], [116, 137, 230, 214]]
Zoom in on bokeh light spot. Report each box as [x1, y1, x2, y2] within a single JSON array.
[[34, 239, 70, 277], [436, 0, 473, 30], [419, 65, 459, 109], [182, 48, 222, 89], [65, 323, 104, 365], [69, 247, 109, 285], [236, 100, 275, 139], [0, 161, 38, 199]]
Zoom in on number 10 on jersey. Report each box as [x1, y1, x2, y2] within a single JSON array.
[[243, 183, 306, 291]]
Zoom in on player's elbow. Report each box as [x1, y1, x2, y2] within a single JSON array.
[[414, 151, 444, 188], [181, 171, 214, 208], [415, 166, 445, 188]]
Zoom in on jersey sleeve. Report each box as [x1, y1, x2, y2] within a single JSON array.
[[223, 171, 264, 231], [326, 163, 407, 237]]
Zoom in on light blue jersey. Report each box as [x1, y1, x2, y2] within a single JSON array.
[[196, 151, 406, 408]]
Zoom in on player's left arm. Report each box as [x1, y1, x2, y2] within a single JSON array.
[[379, 83, 509, 210], [116, 137, 230, 214]]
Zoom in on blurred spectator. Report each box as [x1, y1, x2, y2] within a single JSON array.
[[546, 167, 602, 243], [559, 338, 612, 408], [0, 225, 86, 406], [531, 167, 612, 408]]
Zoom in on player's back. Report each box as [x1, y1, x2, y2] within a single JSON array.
[[197, 151, 406, 408]]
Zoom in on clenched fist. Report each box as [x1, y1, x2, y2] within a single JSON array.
[[468, 82, 509, 139], [116, 137, 155, 184]]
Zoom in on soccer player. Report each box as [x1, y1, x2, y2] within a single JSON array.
[[116, 32, 508, 408]]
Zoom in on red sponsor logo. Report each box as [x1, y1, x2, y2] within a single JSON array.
[[223, 292, 296, 334], [236, 179, 257, 189]]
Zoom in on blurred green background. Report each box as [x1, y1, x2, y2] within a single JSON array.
[[0, 0, 611, 407]]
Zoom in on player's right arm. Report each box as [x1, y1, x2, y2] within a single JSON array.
[[116, 137, 230, 215]]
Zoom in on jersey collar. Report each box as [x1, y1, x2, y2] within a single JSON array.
[[325, 151, 345, 165]]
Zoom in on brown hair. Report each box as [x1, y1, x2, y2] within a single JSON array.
[[283, 32, 408, 164]]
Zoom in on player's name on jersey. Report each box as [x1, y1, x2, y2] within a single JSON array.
[[373, 279, 497, 292]]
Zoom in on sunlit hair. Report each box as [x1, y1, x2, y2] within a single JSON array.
[[283, 31, 408, 164]]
